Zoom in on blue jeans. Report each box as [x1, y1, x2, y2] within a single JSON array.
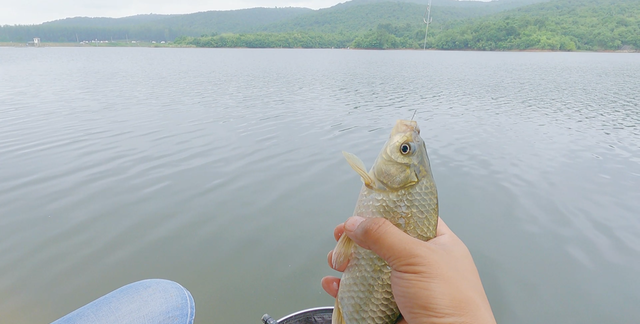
[[52, 279, 195, 324]]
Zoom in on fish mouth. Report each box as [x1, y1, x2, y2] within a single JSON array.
[[389, 120, 423, 150], [391, 120, 420, 136]]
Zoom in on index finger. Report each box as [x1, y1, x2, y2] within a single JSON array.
[[334, 223, 345, 242]]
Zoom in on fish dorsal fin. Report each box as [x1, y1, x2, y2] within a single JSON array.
[[342, 151, 374, 187]]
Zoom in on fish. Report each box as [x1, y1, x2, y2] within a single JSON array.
[[332, 119, 439, 324]]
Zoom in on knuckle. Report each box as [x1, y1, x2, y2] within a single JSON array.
[[362, 218, 391, 239]]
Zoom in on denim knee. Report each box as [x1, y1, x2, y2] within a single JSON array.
[[52, 279, 195, 324], [131, 279, 195, 324]]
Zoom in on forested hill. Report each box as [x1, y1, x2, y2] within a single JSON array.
[[333, 0, 548, 9], [174, 0, 640, 51], [41, 7, 314, 32], [432, 0, 640, 50], [0, 7, 313, 42], [0, 0, 543, 42], [1, 0, 638, 52], [260, 1, 525, 34]]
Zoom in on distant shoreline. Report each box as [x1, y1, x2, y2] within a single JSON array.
[[1, 42, 637, 53], [0, 41, 193, 48]]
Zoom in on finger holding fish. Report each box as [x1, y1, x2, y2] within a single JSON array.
[[321, 276, 340, 298], [333, 223, 345, 242], [327, 250, 348, 272]]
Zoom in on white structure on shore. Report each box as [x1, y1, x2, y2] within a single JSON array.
[[27, 37, 41, 47]]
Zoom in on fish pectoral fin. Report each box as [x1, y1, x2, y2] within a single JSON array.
[[332, 297, 345, 324], [332, 234, 355, 269], [342, 151, 375, 187]]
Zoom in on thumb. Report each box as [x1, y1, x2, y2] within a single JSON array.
[[343, 216, 423, 269]]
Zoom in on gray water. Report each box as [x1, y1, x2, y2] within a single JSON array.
[[1, 47, 639, 324]]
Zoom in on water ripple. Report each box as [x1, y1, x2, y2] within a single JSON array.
[[0, 48, 639, 324]]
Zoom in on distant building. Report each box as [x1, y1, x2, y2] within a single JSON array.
[[27, 38, 41, 47]]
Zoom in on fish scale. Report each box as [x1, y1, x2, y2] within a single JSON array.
[[333, 120, 438, 324]]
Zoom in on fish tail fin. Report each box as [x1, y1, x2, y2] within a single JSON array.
[[332, 297, 345, 324], [332, 234, 355, 269]]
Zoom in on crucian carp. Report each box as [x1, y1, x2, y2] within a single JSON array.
[[332, 119, 439, 324]]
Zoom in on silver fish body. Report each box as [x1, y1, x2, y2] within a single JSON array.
[[332, 120, 438, 324]]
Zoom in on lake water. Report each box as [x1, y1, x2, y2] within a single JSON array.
[[0, 47, 639, 323]]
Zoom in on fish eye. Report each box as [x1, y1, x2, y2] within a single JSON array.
[[400, 143, 412, 155]]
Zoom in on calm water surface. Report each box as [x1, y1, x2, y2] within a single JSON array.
[[1, 48, 639, 323]]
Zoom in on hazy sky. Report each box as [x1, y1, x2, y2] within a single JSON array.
[[0, 0, 350, 25]]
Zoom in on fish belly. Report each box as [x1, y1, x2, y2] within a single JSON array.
[[338, 182, 437, 324], [338, 248, 397, 324]]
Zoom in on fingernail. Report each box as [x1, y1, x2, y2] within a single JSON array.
[[332, 281, 339, 291], [345, 216, 365, 232]]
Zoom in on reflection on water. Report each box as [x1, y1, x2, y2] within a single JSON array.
[[0, 48, 639, 323]]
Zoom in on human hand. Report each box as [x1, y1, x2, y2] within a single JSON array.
[[321, 217, 496, 324]]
